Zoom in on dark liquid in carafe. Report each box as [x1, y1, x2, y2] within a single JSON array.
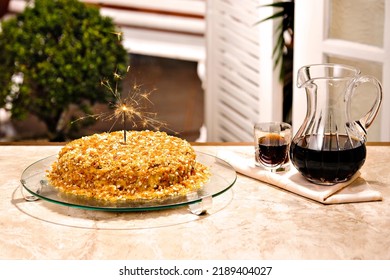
[[257, 134, 288, 166], [290, 134, 366, 184]]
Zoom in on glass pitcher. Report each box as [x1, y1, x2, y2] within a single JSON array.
[[290, 63, 382, 185]]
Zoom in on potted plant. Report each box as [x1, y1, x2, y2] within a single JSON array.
[[0, 0, 128, 141]]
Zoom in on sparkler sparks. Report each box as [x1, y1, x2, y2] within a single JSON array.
[[74, 69, 168, 143], [109, 31, 123, 41]]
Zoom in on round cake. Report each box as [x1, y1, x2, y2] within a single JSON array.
[[46, 130, 210, 201]]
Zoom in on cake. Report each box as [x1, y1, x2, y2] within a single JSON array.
[[46, 130, 210, 201]]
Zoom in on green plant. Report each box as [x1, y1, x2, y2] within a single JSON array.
[[0, 0, 128, 141], [257, 0, 294, 81], [257, 0, 294, 123]]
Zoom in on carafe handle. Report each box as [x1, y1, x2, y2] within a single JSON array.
[[346, 75, 383, 131]]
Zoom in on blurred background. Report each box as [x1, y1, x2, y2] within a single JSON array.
[[0, 0, 388, 142]]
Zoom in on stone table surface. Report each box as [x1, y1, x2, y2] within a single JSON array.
[[1, 143, 389, 260]]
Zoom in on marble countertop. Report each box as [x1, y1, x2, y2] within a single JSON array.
[[1, 143, 389, 260]]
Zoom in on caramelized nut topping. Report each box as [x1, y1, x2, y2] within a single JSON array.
[[46, 131, 210, 201]]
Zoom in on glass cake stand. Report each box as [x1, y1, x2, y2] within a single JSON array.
[[20, 152, 237, 214]]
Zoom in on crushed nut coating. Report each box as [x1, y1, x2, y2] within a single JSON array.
[[46, 131, 210, 201]]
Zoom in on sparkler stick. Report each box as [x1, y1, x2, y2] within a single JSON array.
[[122, 105, 127, 143]]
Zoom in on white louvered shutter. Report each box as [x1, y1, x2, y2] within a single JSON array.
[[205, 0, 283, 142]]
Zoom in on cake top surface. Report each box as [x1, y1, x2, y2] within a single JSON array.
[[47, 130, 210, 201], [57, 130, 195, 171]]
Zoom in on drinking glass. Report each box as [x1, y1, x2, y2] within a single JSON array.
[[254, 122, 292, 172]]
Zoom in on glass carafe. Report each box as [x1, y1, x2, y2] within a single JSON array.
[[290, 63, 382, 185]]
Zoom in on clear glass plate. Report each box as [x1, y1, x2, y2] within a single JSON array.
[[20, 152, 237, 212]]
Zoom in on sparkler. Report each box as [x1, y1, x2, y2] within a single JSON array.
[[74, 68, 168, 144]]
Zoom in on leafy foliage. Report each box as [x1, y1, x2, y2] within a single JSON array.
[[0, 0, 128, 140], [257, 1, 294, 81]]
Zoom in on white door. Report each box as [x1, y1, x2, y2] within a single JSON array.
[[293, 0, 390, 141], [205, 0, 283, 141]]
